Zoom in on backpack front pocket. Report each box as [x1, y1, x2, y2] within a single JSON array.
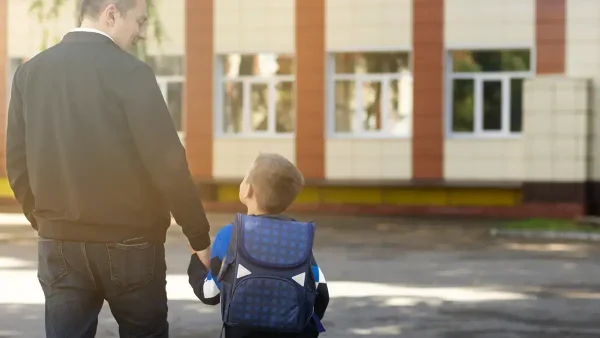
[[226, 276, 304, 332]]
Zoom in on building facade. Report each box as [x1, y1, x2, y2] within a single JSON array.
[[1, 0, 599, 218]]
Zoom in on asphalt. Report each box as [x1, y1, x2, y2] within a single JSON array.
[[1, 212, 600, 338]]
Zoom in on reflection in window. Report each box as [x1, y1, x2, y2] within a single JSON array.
[[388, 79, 412, 135], [331, 52, 413, 136], [334, 52, 410, 74], [167, 82, 183, 131], [223, 82, 243, 133], [157, 76, 185, 132], [483, 81, 502, 131], [219, 54, 295, 135], [334, 80, 355, 132], [452, 50, 530, 73], [223, 54, 294, 77], [510, 79, 523, 132], [362, 81, 382, 131], [7, 57, 26, 110], [452, 79, 474, 132], [146, 55, 184, 76], [452, 80, 475, 132], [275, 82, 295, 133], [250, 83, 269, 132], [448, 49, 532, 136]]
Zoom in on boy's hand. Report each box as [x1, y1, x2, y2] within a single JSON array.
[[189, 243, 211, 268]]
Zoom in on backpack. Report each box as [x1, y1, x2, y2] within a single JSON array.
[[217, 213, 318, 333]]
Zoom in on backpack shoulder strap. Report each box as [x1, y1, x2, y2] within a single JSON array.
[[229, 213, 244, 252], [216, 214, 244, 282]]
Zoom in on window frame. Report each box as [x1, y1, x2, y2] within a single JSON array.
[[326, 51, 414, 139], [444, 47, 536, 139], [156, 75, 186, 143], [214, 54, 296, 139], [6, 57, 27, 111]]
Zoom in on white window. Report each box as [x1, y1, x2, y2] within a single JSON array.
[[328, 52, 413, 137], [217, 54, 295, 137], [447, 49, 533, 137], [156, 76, 184, 133], [147, 55, 185, 139], [6, 57, 26, 110]]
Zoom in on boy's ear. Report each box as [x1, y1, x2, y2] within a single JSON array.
[[246, 183, 254, 199]]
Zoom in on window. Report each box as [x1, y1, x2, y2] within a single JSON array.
[[448, 49, 532, 137], [148, 55, 185, 134], [218, 54, 295, 136], [157, 76, 184, 132], [146, 55, 185, 76], [329, 52, 413, 137], [6, 57, 26, 110]]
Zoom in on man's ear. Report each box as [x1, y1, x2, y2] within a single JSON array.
[[103, 4, 118, 26]]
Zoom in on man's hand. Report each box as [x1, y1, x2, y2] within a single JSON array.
[[189, 243, 211, 268]]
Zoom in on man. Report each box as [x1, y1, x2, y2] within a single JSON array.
[[6, 0, 211, 337]]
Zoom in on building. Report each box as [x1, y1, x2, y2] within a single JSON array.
[[0, 0, 597, 218]]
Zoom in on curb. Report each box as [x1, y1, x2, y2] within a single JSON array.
[[490, 228, 600, 242]]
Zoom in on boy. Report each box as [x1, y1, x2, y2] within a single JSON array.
[[188, 153, 330, 338]]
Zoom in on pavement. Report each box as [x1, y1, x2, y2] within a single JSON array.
[[1, 212, 600, 337]]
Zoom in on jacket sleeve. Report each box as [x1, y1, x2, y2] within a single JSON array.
[[6, 65, 37, 230], [311, 256, 330, 320], [120, 64, 210, 250], [188, 225, 232, 305]]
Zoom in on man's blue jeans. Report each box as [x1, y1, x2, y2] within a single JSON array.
[[37, 237, 169, 338]]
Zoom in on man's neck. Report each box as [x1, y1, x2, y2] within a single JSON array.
[[79, 19, 104, 32], [76, 20, 114, 41]]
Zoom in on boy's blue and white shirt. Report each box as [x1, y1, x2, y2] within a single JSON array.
[[187, 223, 330, 324]]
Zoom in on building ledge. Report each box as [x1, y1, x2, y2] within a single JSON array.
[[195, 178, 523, 189]]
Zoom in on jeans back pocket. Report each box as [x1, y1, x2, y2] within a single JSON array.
[[107, 241, 156, 290], [37, 238, 68, 286]]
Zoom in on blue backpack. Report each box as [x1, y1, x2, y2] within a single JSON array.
[[217, 213, 319, 333]]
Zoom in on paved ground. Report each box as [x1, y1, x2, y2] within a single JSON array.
[[1, 213, 600, 337]]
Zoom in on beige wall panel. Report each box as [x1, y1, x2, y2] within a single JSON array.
[[215, 0, 295, 54], [8, 0, 180, 57], [444, 140, 525, 181], [566, 0, 600, 180], [213, 138, 296, 178], [146, 0, 185, 55], [445, 0, 534, 48], [326, 0, 411, 50], [8, 0, 77, 58], [522, 76, 590, 182], [566, 0, 600, 77], [325, 139, 412, 180]]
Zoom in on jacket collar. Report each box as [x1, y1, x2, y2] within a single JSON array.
[[61, 29, 117, 46]]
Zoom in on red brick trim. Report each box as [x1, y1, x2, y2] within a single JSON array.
[[295, 0, 326, 180], [184, 0, 213, 178], [412, 0, 445, 180], [536, 0, 566, 74]]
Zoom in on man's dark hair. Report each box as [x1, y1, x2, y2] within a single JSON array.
[[80, 0, 136, 19]]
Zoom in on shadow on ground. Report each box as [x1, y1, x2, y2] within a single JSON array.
[[2, 213, 600, 337], [2, 292, 600, 338]]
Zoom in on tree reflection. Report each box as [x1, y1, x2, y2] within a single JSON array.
[[223, 54, 295, 133], [224, 56, 254, 133], [451, 50, 530, 133], [334, 52, 411, 133]]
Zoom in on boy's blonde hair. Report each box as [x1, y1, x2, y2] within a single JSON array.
[[246, 153, 305, 214]]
